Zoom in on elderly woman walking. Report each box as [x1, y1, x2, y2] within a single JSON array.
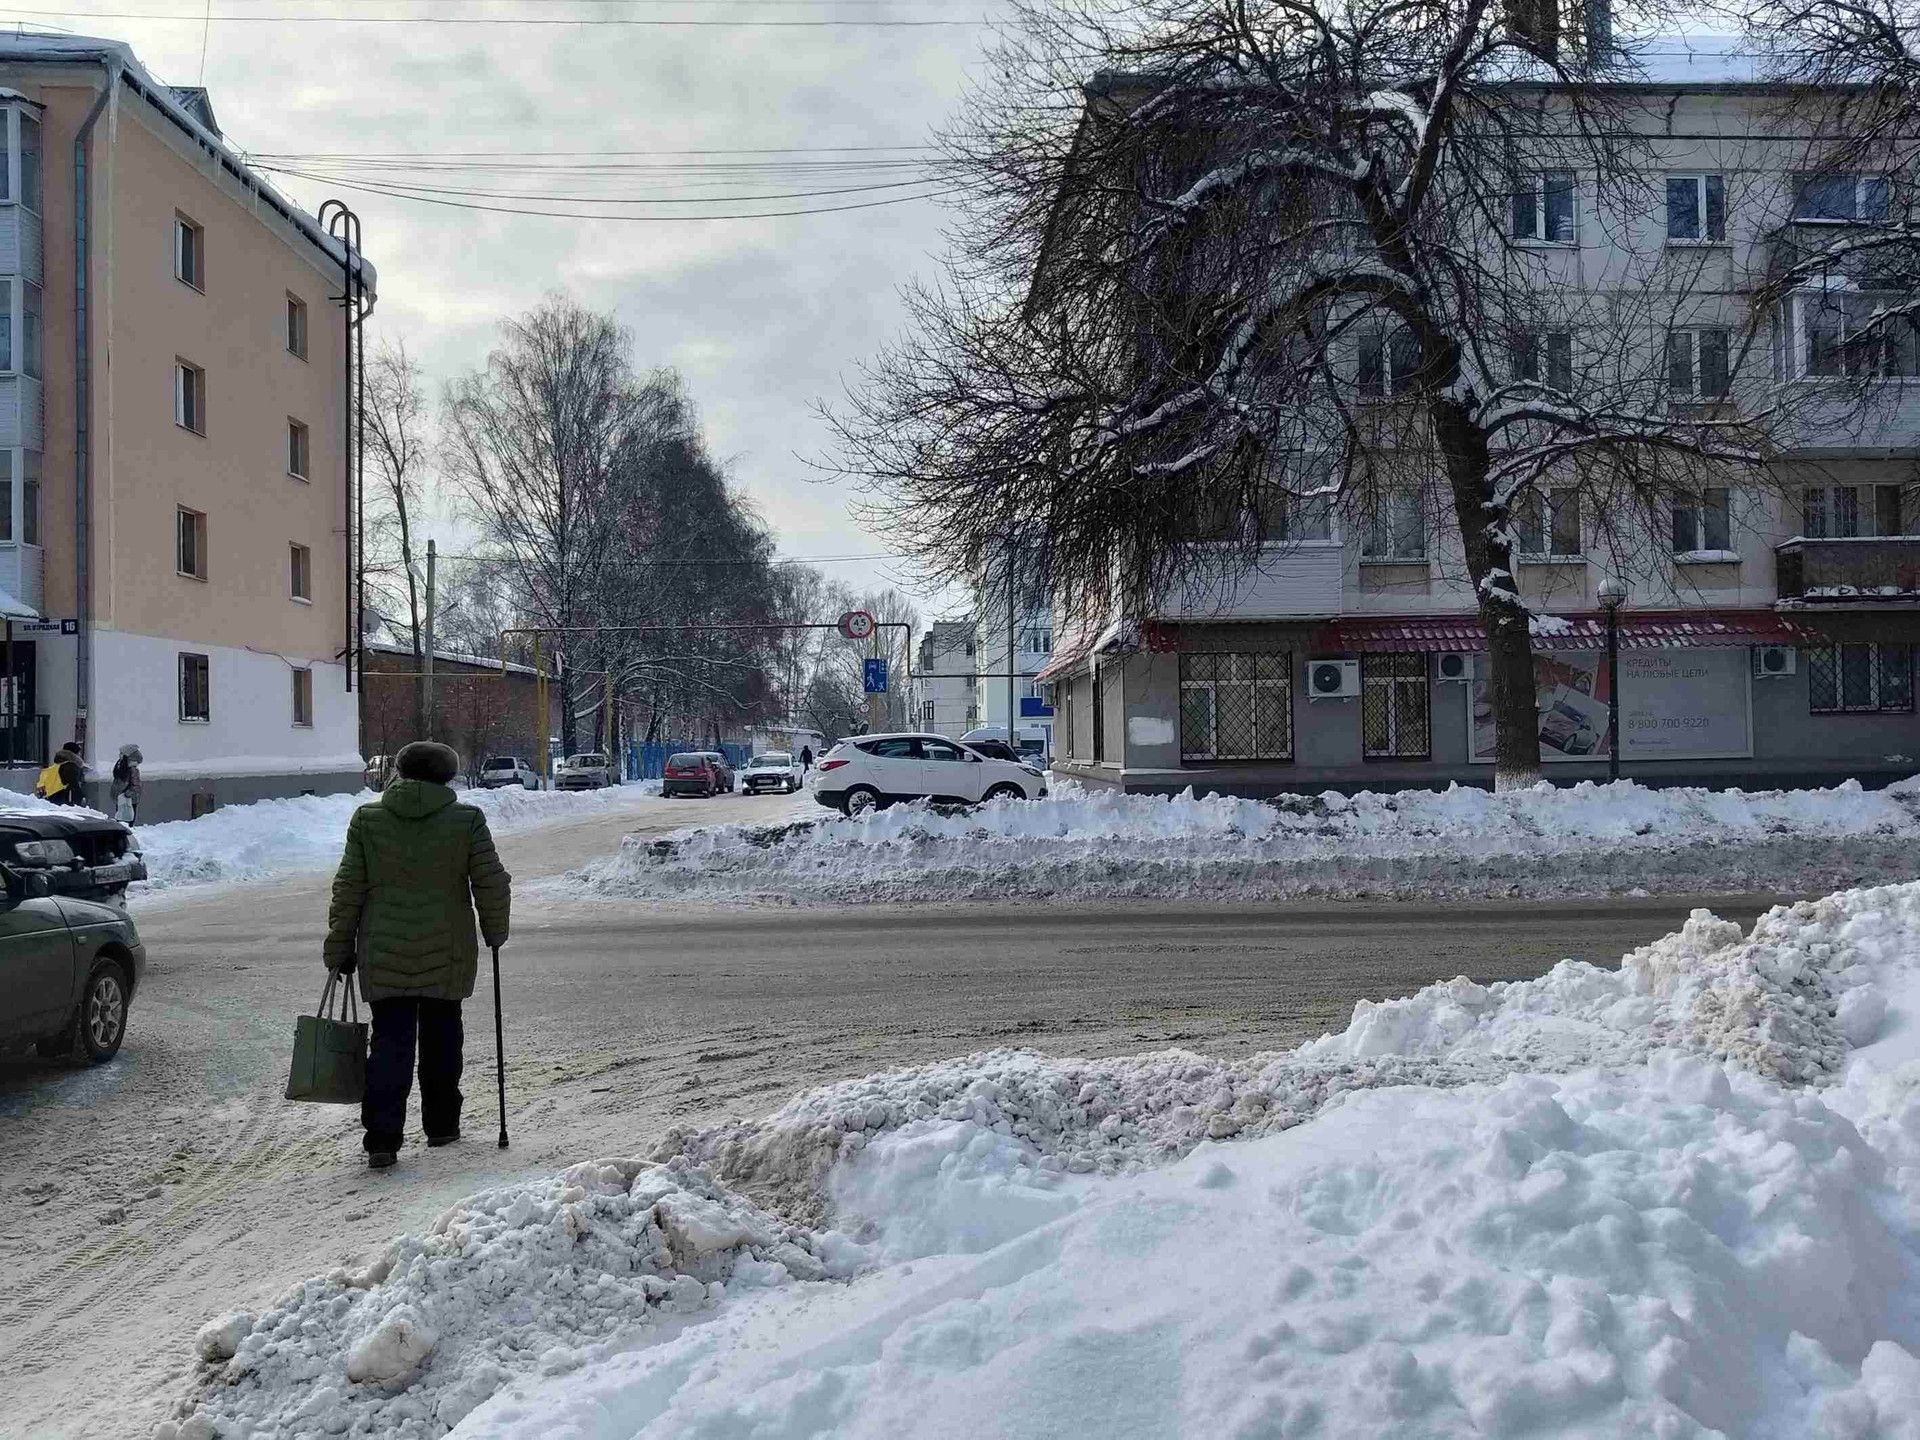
[[324, 741, 511, 1170]]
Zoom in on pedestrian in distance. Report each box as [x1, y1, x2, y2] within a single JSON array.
[[111, 744, 142, 824], [324, 740, 512, 1170], [39, 742, 85, 806]]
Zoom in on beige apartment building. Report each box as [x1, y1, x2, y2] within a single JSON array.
[[0, 36, 369, 818]]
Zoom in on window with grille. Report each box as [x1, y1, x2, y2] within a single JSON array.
[[1179, 652, 1292, 762], [1808, 643, 1915, 713], [1361, 652, 1430, 758], [179, 652, 210, 722]]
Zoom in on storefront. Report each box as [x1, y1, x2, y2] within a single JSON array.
[[1045, 610, 1920, 795]]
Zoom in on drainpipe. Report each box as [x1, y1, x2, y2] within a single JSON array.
[[74, 59, 121, 760]]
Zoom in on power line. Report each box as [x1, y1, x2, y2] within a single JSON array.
[[0, 6, 986, 24]]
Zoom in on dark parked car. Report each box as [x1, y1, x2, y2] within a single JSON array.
[[663, 752, 729, 797], [0, 809, 146, 906], [0, 865, 146, 1063]]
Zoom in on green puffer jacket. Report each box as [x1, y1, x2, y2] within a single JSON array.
[[324, 780, 512, 1002]]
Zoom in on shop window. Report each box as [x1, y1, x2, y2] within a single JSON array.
[[1808, 643, 1915, 713], [1179, 652, 1292, 762], [1361, 652, 1430, 758]]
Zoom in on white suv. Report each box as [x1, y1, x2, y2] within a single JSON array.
[[477, 755, 539, 790], [811, 732, 1047, 816]]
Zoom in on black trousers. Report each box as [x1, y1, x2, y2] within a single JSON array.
[[363, 997, 464, 1153]]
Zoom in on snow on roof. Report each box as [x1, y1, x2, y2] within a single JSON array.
[[363, 640, 544, 678], [0, 34, 374, 288]]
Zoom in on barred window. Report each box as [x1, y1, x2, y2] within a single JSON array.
[[1808, 643, 1915, 714], [1179, 652, 1292, 762], [1362, 652, 1430, 758]]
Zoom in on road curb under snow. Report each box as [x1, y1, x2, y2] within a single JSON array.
[[571, 777, 1920, 905]]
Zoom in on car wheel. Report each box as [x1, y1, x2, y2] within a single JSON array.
[[74, 957, 130, 1064], [843, 786, 880, 817], [983, 783, 1025, 803]]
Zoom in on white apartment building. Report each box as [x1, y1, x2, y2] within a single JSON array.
[[1044, 35, 1920, 795], [914, 619, 978, 738]]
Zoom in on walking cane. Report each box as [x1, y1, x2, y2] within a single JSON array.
[[491, 944, 509, 1149]]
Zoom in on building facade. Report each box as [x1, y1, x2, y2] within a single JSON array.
[[362, 644, 554, 782], [1044, 57, 1920, 795], [0, 38, 366, 817], [914, 618, 979, 737], [974, 605, 1055, 755]]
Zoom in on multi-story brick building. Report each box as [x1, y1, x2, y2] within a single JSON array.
[[0, 36, 369, 817]]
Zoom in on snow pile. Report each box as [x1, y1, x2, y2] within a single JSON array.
[[155, 1156, 849, 1440], [134, 783, 659, 895], [162, 881, 1920, 1440], [577, 777, 1920, 904]]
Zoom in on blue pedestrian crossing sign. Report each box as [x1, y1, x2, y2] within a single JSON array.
[[863, 657, 889, 694]]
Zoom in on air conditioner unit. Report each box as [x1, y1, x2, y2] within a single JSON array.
[[1307, 658, 1361, 700], [1753, 644, 1797, 679], [1434, 651, 1475, 683]]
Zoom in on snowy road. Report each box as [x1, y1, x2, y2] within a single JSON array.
[[0, 789, 1792, 1437]]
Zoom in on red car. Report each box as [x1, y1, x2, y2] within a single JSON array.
[[662, 752, 728, 797]]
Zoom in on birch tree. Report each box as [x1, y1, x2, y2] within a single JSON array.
[[363, 340, 434, 735]]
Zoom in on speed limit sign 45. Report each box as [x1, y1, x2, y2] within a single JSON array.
[[838, 610, 876, 641]]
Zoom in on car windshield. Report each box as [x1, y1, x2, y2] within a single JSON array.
[[750, 754, 791, 766], [667, 753, 704, 767], [483, 757, 516, 769], [566, 754, 606, 767]]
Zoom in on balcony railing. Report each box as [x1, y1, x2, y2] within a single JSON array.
[[1776, 536, 1920, 602]]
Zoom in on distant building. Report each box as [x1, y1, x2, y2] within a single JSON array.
[[361, 644, 554, 780], [0, 37, 371, 817], [914, 619, 977, 737]]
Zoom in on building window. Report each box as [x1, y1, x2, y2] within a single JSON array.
[[1802, 483, 1906, 538], [1512, 170, 1577, 243], [1179, 652, 1292, 762], [1808, 643, 1914, 713], [177, 506, 208, 580], [179, 652, 211, 722], [1512, 330, 1574, 390], [287, 418, 309, 479], [0, 449, 40, 546], [1666, 174, 1727, 242], [1793, 173, 1891, 224], [1361, 652, 1430, 759], [1667, 327, 1731, 399], [286, 293, 308, 360], [174, 213, 205, 290], [1515, 488, 1581, 557], [290, 542, 312, 601], [292, 668, 313, 727], [920, 699, 934, 727], [1361, 489, 1427, 561], [175, 361, 206, 434], [15, 110, 40, 212], [0, 277, 41, 378], [1671, 488, 1732, 556], [1792, 292, 1920, 379], [1358, 327, 1422, 398], [1092, 668, 1109, 762]]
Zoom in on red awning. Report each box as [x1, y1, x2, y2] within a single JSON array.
[[1317, 610, 1812, 653]]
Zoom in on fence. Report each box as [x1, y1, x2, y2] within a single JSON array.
[[627, 741, 752, 780]]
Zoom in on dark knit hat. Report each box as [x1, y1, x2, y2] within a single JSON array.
[[394, 740, 461, 785]]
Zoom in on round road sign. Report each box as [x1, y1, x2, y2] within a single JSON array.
[[838, 609, 876, 641]]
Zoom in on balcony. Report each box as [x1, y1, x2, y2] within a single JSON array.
[[1775, 536, 1920, 605], [0, 542, 42, 612], [1154, 541, 1344, 620]]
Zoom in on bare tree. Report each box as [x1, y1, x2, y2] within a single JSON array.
[[363, 340, 434, 735], [831, 0, 1884, 786]]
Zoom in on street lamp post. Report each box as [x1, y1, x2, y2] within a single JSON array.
[[1598, 576, 1628, 782]]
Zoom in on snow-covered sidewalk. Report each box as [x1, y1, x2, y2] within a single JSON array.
[[160, 880, 1920, 1439], [128, 783, 662, 897], [575, 776, 1920, 905]]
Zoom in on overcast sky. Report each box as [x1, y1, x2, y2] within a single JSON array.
[[23, 1, 1013, 618]]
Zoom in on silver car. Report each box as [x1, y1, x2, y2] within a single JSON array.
[[0, 867, 146, 1064]]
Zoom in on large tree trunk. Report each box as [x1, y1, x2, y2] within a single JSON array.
[[1435, 402, 1542, 790]]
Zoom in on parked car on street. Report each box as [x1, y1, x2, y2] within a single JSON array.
[[740, 752, 802, 794], [960, 725, 1049, 768], [477, 755, 540, 790], [811, 732, 1047, 816], [553, 753, 615, 791], [700, 751, 736, 791], [0, 809, 146, 906], [662, 752, 728, 797], [0, 864, 146, 1063]]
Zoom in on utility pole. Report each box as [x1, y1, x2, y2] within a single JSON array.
[[422, 538, 436, 740], [1006, 542, 1017, 748]]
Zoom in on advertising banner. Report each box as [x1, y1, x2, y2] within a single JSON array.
[[1470, 647, 1751, 763]]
